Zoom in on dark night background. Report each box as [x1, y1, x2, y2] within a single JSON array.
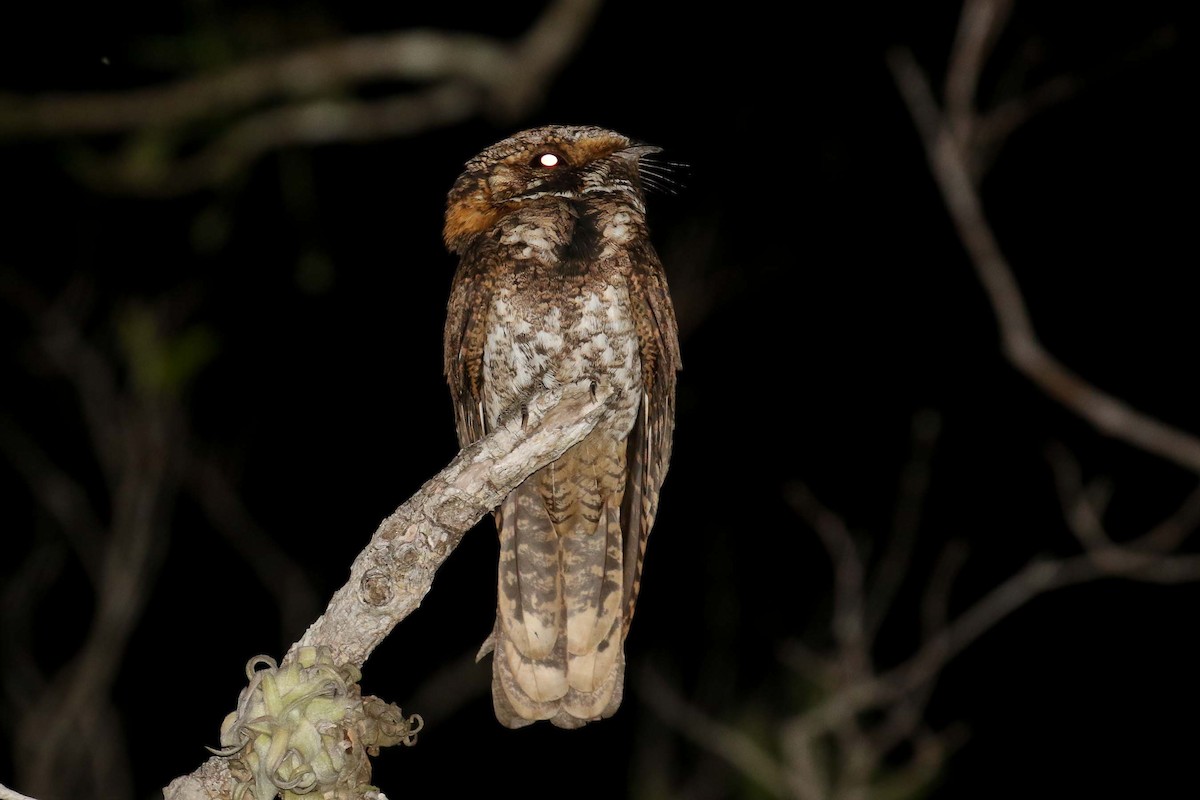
[[1, 1, 1196, 798]]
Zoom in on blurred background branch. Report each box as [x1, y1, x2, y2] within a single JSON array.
[[1, 282, 201, 799], [636, 2, 1198, 797], [0, 0, 600, 195], [887, 0, 1200, 474]]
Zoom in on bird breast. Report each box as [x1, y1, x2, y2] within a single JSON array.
[[480, 202, 644, 436], [482, 283, 641, 435]]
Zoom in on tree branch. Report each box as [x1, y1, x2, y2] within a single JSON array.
[[943, 0, 1013, 152], [0, 0, 604, 195], [185, 453, 321, 641], [864, 409, 941, 638], [163, 379, 614, 799], [886, 45, 1200, 474], [787, 484, 866, 669], [0, 33, 507, 136], [0, 782, 40, 800], [638, 668, 791, 800]]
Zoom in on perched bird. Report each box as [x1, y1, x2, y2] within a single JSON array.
[[443, 125, 680, 728]]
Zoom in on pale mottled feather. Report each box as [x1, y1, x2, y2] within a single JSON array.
[[497, 485, 560, 660]]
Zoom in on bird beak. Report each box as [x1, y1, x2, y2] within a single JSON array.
[[617, 144, 663, 163]]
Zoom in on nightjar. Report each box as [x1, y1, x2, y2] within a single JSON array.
[[443, 125, 680, 728]]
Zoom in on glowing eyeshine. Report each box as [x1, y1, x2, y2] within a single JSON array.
[[537, 153, 559, 168]]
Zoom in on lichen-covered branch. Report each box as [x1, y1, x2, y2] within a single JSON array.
[[289, 381, 613, 667], [163, 380, 614, 799]]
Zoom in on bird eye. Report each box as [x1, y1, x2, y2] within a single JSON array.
[[533, 152, 560, 169]]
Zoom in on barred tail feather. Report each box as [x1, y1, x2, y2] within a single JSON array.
[[497, 484, 561, 660], [490, 432, 630, 729]]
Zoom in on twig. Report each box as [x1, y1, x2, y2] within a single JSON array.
[[645, 11, 1200, 798], [0, 415, 105, 581], [164, 379, 614, 798], [78, 84, 482, 196], [186, 453, 321, 640], [668, 532, 1200, 796], [0, 541, 62, 718], [36, 289, 126, 482], [1048, 445, 1200, 577], [802, 536, 1200, 738], [862, 541, 968, 758], [1138, 484, 1200, 553], [972, 73, 1080, 168], [886, 46, 1200, 474], [864, 409, 941, 638], [665, 442, 1200, 799], [787, 484, 866, 667], [779, 720, 828, 800], [0, 33, 508, 136], [920, 542, 969, 641], [639, 668, 791, 800], [1046, 443, 1114, 551], [944, 0, 1013, 153], [0, 0, 603, 195], [3, 295, 181, 799], [0, 0, 599, 136]]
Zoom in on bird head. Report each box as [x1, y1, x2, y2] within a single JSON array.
[[443, 125, 661, 254]]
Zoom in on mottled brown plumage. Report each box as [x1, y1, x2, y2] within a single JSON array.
[[443, 125, 680, 728]]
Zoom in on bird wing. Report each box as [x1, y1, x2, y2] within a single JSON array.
[[622, 243, 682, 630], [443, 254, 491, 447]]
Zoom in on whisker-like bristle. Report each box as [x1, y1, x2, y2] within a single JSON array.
[[636, 154, 690, 196], [639, 178, 681, 196], [639, 168, 682, 186], [641, 181, 676, 196]]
